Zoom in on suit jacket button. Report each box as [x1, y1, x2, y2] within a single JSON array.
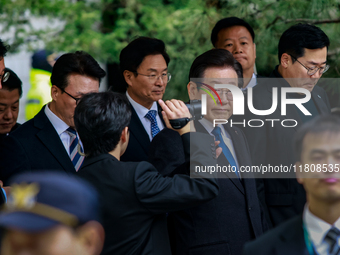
[[248, 207, 252, 211]]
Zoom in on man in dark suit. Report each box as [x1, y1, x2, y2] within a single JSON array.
[[0, 68, 22, 136], [74, 91, 219, 255], [211, 17, 261, 90], [0, 51, 106, 184], [0, 39, 9, 89], [243, 115, 340, 255], [119, 37, 170, 162], [240, 23, 331, 227], [149, 49, 267, 255]]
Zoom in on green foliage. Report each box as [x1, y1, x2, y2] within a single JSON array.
[[1, 0, 340, 103]]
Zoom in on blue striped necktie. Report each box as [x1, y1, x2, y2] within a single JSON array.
[[211, 126, 240, 179], [325, 227, 340, 255], [66, 127, 84, 171], [145, 110, 160, 138]]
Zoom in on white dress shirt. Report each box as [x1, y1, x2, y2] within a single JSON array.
[[198, 118, 240, 175], [126, 92, 164, 141], [303, 204, 340, 254], [241, 73, 257, 91], [44, 104, 81, 156]]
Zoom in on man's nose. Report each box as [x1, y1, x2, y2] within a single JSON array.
[[233, 43, 243, 54], [3, 108, 13, 119]]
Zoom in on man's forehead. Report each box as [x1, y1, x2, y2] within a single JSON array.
[[302, 132, 340, 152], [219, 26, 253, 41]]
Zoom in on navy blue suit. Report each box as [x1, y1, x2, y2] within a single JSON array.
[[0, 106, 75, 184]]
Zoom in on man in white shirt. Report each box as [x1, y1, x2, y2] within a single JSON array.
[[0, 51, 106, 184], [119, 37, 171, 162], [243, 114, 340, 255]]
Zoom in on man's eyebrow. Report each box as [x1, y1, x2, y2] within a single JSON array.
[[225, 36, 250, 42], [0, 102, 7, 106], [307, 61, 327, 65], [147, 68, 168, 72]]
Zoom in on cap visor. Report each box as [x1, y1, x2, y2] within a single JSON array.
[[0, 211, 59, 232]]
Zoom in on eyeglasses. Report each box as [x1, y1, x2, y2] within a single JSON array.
[[134, 72, 171, 83], [0, 71, 10, 83], [289, 55, 329, 76], [61, 88, 81, 104]]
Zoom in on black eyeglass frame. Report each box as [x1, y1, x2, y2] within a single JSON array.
[[289, 54, 329, 76], [60, 88, 81, 104]]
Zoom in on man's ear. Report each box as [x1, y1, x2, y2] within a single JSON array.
[[187, 82, 199, 100], [51, 85, 59, 101], [123, 70, 134, 87], [280, 53, 290, 68], [77, 221, 105, 255], [121, 126, 129, 144], [253, 43, 256, 59]]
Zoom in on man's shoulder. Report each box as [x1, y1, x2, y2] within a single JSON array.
[[244, 215, 303, 254]]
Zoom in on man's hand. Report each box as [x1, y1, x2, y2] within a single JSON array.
[[158, 99, 195, 135]]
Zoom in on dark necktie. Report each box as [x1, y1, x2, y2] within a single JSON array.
[[211, 126, 240, 178], [325, 227, 340, 255], [145, 110, 160, 138], [66, 127, 84, 171]]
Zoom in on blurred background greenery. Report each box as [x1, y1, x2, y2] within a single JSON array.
[[1, 0, 340, 106]]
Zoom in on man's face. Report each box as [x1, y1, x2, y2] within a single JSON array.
[[0, 58, 5, 89], [297, 132, 340, 205], [215, 26, 256, 75], [126, 54, 168, 109], [1, 225, 88, 255], [52, 74, 99, 128], [283, 47, 327, 92], [0, 88, 20, 134], [189, 67, 238, 123]]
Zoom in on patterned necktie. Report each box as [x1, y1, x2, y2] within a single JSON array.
[[211, 126, 240, 178], [325, 227, 340, 255], [66, 127, 84, 171], [145, 110, 160, 138]]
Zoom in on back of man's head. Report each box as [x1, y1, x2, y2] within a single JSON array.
[[50, 51, 106, 90], [278, 23, 330, 63], [119, 36, 170, 75], [74, 91, 132, 157], [0, 39, 9, 59], [189, 49, 243, 88], [2, 68, 22, 97], [211, 17, 255, 47]]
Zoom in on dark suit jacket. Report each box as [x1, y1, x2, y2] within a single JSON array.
[[121, 103, 165, 162], [0, 106, 75, 184], [77, 133, 219, 255], [238, 67, 331, 227], [149, 121, 267, 255], [243, 215, 308, 255]]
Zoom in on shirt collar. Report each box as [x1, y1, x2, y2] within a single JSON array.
[[242, 73, 257, 90], [125, 91, 158, 118], [304, 204, 340, 246], [198, 118, 230, 138], [44, 103, 70, 135]]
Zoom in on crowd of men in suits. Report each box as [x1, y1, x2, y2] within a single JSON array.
[[0, 16, 338, 255]]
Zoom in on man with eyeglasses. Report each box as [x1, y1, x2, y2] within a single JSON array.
[[119, 36, 171, 162], [0, 51, 106, 184], [242, 23, 331, 228], [0, 39, 9, 89]]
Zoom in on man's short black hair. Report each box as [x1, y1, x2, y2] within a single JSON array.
[[0, 39, 9, 58], [50, 51, 106, 90], [211, 17, 255, 47], [119, 36, 170, 75], [2, 68, 22, 97], [278, 23, 330, 63], [189, 49, 243, 88], [74, 92, 132, 157], [294, 115, 340, 162]]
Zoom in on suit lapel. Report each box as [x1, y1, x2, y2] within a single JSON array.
[[276, 217, 309, 255], [34, 107, 75, 173], [129, 105, 151, 153], [311, 89, 329, 114]]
